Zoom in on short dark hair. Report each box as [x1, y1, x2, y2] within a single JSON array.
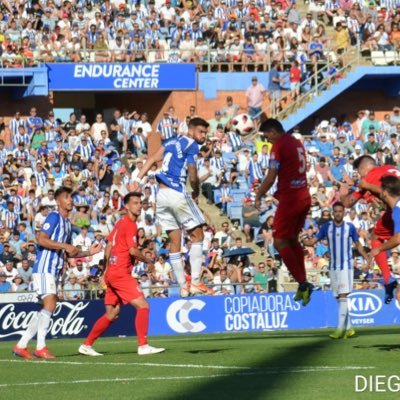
[[353, 155, 376, 170], [55, 186, 72, 199], [332, 201, 345, 210], [381, 175, 400, 197], [259, 118, 285, 134], [123, 192, 142, 205], [188, 117, 209, 129]]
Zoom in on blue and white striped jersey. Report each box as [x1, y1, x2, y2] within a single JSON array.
[[226, 131, 243, 151], [156, 136, 199, 193], [157, 117, 176, 141], [32, 211, 72, 276], [9, 118, 27, 137], [316, 221, 359, 271]]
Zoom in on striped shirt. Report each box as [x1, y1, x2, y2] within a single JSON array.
[[8, 195, 23, 214], [76, 143, 94, 159], [2, 209, 20, 229], [157, 117, 176, 141], [316, 221, 359, 271], [32, 211, 72, 276], [34, 171, 48, 187], [248, 159, 264, 182], [9, 118, 27, 137], [13, 133, 30, 147], [226, 131, 244, 151], [210, 156, 224, 170]]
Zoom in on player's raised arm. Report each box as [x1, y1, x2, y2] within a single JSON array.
[[36, 231, 77, 255], [339, 183, 359, 208], [132, 146, 164, 189]]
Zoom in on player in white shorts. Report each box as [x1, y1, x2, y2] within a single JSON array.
[[12, 186, 101, 359], [132, 117, 214, 297], [303, 201, 369, 339]]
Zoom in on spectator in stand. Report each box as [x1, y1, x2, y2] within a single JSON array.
[[63, 274, 84, 301], [254, 262, 269, 293], [246, 76, 265, 126], [0, 271, 11, 292]]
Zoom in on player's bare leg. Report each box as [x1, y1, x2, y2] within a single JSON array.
[[274, 237, 313, 306], [130, 297, 165, 355], [168, 229, 189, 297], [371, 235, 397, 304], [189, 225, 215, 295], [79, 305, 120, 356]]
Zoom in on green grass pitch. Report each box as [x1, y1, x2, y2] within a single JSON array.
[[0, 327, 399, 400]]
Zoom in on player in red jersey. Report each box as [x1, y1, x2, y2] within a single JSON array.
[[255, 119, 313, 306], [340, 155, 400, 303], [79, 192, 165, 356]]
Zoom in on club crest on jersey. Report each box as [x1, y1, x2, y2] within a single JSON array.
[[43, 223, 50, 230]]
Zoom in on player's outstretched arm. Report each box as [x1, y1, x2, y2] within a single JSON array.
[[355, 241, 370, 264], [358, 179, 382, 197]]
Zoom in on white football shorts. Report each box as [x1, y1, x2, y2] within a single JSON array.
[[156, 187, 206, 231], [32, 273, 57, 298], [330, 269, 353, 297]]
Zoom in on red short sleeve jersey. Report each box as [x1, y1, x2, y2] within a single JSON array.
[[269, 133, 308, 199], [352, 165, 400, 203], [107, 216, 138, 272]]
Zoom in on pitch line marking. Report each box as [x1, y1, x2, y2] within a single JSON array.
[[0, 359, 375, 371], [0, 366, 377, 388]]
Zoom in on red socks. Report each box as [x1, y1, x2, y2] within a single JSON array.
[[371, 239, 391, 284], [84, 315, 113, 346], [279, 245, 306, 284], [136, 308, 149, 347]]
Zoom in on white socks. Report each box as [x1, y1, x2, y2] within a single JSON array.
[[169, 252, 185, 286], [338, 297, 349, 331], [190, 242, 203, 285], [17, 311, 39, 349], [37, 309, 52, 350]]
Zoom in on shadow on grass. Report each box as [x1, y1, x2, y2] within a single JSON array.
[[162, 337, 328, 400], [353, 344, 400, 352]]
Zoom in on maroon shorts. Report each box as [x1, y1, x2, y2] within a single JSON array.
[[373, 210, 393, 240], [273, 192, 311, 239], [104, 271, 143, 306]]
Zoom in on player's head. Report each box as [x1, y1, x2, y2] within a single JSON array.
[[124, 192, 142, 217], [259, 118, 285, 143], [332, 201, 345, 223], [188, 117, 209, 145], [381, 175, 400, 202], [352, 155, 376, 178], [54, 186, 73, 212]]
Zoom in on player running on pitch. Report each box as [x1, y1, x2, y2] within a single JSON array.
[[255, 118, 313, 306], [340, 155, 400, 303], [79, 192, 165, 356], [13, 187, 102, 359], [302, 201, 369, 339], [131, 117, 214, 297]]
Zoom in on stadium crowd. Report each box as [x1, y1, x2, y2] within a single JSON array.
[[0, 101, 399, 297], [0, 0, 400, 70]]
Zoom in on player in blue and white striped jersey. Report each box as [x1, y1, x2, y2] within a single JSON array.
[[13, 187, 102, 360], [132, 118, 213, 297], [157, 111, 177, 141], [303, 202, 369, 339]]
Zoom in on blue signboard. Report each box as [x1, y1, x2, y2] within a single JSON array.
[[46, 63, 197, 91], [0, 291, 399, 341]]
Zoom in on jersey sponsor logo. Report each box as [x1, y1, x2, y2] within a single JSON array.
[[348, 292, 382, 317], [0, 301, 89, 339], [166, 299, 206, 333], [43, 222, 50, 230]]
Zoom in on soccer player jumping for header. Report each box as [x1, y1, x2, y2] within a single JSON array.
[[255, 119, 313, 306], [340, 155, 400, 303], [132, 117, 214, 297]]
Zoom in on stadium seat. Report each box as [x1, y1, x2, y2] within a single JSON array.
[[385, 51, 397, 65], [371, 51, 387, 66], [213, 189, 222, 204]]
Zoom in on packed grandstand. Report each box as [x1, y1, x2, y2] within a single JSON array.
[[0, 0, 400, 298]]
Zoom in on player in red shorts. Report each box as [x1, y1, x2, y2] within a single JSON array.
[[255, 119, 313, 306], [78, 192, 165, 356], [340, 155, 399, 303]]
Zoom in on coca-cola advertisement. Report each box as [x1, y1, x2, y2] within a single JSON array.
[[0, 300, 137, 340]]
